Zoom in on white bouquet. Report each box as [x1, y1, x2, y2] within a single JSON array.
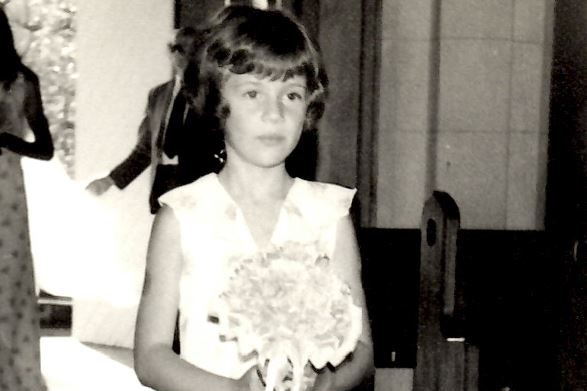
[[210, 241, 362, 391]]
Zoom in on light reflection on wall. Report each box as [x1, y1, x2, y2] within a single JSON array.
[[3, 0, 76, 176]]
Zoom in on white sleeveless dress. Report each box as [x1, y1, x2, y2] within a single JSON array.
[[159, 173, 356, 379]]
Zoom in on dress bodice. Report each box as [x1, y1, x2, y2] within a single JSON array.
[[158, 173, 356, 379]]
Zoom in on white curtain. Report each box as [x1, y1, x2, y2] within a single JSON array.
[[23, 157, 149, 306]]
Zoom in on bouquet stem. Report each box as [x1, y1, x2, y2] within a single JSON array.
[[263, 352, 304, 391]]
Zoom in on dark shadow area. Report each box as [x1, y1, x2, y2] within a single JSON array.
[[358, 228, 562, 390], [286, 130, 318, 180], [547, 1, 587, 389], [358, 228, 421, 369]]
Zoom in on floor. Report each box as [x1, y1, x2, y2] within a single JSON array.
[[41, 332, 151, 391], [37, 293, 151, 391]]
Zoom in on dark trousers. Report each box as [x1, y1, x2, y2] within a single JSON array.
[[149, 164, 182, 214]]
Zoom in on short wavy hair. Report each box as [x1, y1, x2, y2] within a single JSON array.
[[184, 5, 328, 133]]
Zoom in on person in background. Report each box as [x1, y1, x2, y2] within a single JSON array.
[[0, 6, 54, 391], [86, 27, 223, 214], [134, 6, 374, 391]]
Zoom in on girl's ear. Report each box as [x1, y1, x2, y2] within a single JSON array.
[[218, 102, 231, 120]]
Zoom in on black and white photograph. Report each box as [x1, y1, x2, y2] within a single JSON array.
[[0, 0, 584, 390]]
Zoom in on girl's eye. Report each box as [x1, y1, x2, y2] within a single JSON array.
[[286, 92, 303, 101], [244, 90, 258, 98]]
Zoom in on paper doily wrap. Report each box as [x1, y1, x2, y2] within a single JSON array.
[[210, 242, 363, 391]]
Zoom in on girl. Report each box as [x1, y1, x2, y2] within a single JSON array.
[[134, 6, 374, 391]]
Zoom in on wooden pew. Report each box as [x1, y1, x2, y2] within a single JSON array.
[[414, 191, 478, 390], [358, 192, 560, 390]]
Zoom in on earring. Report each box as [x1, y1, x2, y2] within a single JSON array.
[[214, 148, 226, 165]]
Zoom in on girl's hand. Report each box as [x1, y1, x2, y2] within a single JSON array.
[[311, 369, 334, 391], [255, 362, 322, 391], [86, 176, 115, 195], [241, 366, 265, 391]]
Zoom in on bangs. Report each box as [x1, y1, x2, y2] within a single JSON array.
[[209, 44, 319, 93], [228, 51, 313, 83]]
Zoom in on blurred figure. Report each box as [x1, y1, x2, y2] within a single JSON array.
[[0, 6, 54, 391], [86, 27, 223, 214]]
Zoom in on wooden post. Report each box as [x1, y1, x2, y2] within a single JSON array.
[[414, 191, 479, 391]]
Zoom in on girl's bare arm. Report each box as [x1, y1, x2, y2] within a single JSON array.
[[134, 206, 259, 391], [315, 215, 375, 391]]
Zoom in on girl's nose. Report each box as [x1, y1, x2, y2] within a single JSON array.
[[262, 96, 284, 122]]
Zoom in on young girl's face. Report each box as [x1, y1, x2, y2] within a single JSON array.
[[221, 72, 308, 170]]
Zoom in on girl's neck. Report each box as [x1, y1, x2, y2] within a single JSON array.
[[218, 163, 293, 202], [218, 162, 294, 249]]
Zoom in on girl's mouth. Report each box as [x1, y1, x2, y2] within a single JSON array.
[[257, 134, 286, 145]]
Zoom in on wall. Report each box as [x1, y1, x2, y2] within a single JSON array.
[[73, 0, 173, 347], [376, 0, 554, 230]]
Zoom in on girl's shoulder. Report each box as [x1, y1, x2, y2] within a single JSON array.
[[158, 173, 222, 212], [289, 178, 356, 222]]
